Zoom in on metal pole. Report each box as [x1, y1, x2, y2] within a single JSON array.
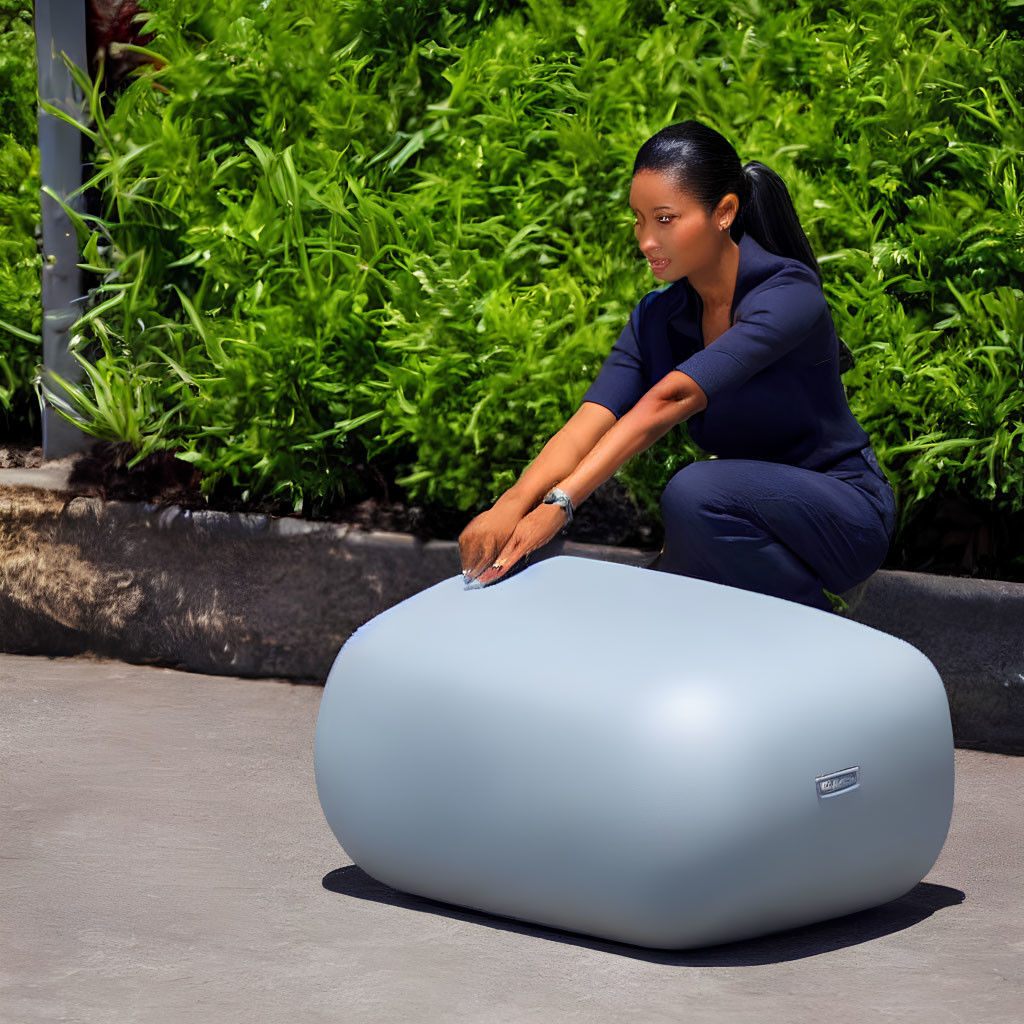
[[34, 0, 89, 459]]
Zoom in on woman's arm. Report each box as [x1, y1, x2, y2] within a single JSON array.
[[557, 370, 707, 509], [493, 402, 618, 518], [472, 371, 707, 586], [459, 401, 617, 581]]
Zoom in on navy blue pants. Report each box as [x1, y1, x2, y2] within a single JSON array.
[[652, 448, 897, 610]]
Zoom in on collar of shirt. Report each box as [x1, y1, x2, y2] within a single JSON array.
[[652, 232, 793, 346]]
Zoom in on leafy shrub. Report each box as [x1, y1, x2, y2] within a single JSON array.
[[37, 0, 1024, 532], [0, 0, 42, 435]]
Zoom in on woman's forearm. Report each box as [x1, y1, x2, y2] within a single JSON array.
[[558, 371, 707, 509], [492, 402, 617, 518], [464, 373, 704, 587]]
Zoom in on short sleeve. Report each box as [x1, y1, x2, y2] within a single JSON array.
[[581, 310, 648, 419], [676, 265, 828, 402]]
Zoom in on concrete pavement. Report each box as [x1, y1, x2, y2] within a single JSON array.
[[2, 653, 1022, 1024]]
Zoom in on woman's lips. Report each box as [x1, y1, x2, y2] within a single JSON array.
[[647, 256, 669, 271]]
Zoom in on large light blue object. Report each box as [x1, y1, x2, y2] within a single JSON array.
[[315, 556, 954, 949]]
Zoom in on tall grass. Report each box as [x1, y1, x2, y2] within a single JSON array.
[[0, 0, 42, 437], [31, 0, 1024, 527]]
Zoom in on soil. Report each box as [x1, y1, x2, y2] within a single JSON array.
[[0, 441, 658, 550], [884, 494, 1024, 583], [3, 440, 1021, 580], [0, 444, 45, 469]]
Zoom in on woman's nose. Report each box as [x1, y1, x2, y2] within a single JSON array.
[[636, 229, 660, 254]]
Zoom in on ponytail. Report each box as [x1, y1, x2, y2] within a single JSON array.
[[736, 161, 820, 281]]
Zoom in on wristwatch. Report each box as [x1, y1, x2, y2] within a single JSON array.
[[542, 487, 575, 525]]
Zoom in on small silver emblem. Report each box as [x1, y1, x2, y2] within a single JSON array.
[[816, 767, 860, 798]]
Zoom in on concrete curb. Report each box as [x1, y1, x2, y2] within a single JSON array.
[[0, 481, 646, 681], [1, 472, 1022, 751], [840, 572, 1024, 753]]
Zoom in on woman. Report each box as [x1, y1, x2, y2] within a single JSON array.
[[459, 121, 895, 610]]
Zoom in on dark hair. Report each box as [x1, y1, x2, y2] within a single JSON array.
[[632, 121, 821, 281], [634, 121, 855, 370]]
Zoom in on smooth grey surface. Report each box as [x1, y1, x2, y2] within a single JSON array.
[[316, 557, 954, 949], [34, 0, 90, 459], [1, 653, 1021, 1023], [1, 470, 1022, 750]]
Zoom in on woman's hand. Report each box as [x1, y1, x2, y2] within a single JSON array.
[[470, 503, 569, 588], [459, 506, 522, 584], [458, 402, 615, 586]]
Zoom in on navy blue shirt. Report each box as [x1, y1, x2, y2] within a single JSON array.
[[583, 233, 870, 472]]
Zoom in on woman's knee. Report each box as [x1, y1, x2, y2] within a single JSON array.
[[660, 461, 731, 533]]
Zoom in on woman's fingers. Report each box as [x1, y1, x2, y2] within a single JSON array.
[[459, 508, 521, 581], [464, 551, 496, 583], [458, 514, 495, 579], [463, 536, 501, 582], [458, 535, 485, 578], [474, 537, 527, 587], [472, 505, 566, 588]]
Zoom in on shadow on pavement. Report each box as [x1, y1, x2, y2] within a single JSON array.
[[322, 865, 964, 965]]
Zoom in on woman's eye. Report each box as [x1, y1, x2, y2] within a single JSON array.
[[657, 215, 673, 224]]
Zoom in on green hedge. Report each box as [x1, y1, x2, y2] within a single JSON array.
[[0, 0, 41, 436], [39, 0, 1024, 526]]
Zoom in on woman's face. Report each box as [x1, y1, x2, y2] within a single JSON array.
[[629, 170, 736, 283]]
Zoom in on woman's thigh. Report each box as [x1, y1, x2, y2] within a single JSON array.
[[659, 458, 892, 595]]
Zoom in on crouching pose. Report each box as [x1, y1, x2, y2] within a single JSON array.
[[459, 121, 895, 610]]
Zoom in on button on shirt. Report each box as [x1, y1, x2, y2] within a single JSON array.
[[582, 233, 870, 471]]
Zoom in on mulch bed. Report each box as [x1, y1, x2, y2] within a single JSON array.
[[0, 444, 45, 470], [0, 441, 658, 550], [3, 440, 1021, 581]]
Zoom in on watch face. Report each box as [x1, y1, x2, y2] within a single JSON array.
[[543, 491, 572, 523]]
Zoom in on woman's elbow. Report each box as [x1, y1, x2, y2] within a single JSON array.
[[663, 371, 708, 413], [653, 373, 707, 426]]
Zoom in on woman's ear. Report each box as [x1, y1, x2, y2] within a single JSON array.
[[715, 193, 740, 231]]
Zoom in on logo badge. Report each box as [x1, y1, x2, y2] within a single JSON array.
[[816, 767, 860, 798]]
